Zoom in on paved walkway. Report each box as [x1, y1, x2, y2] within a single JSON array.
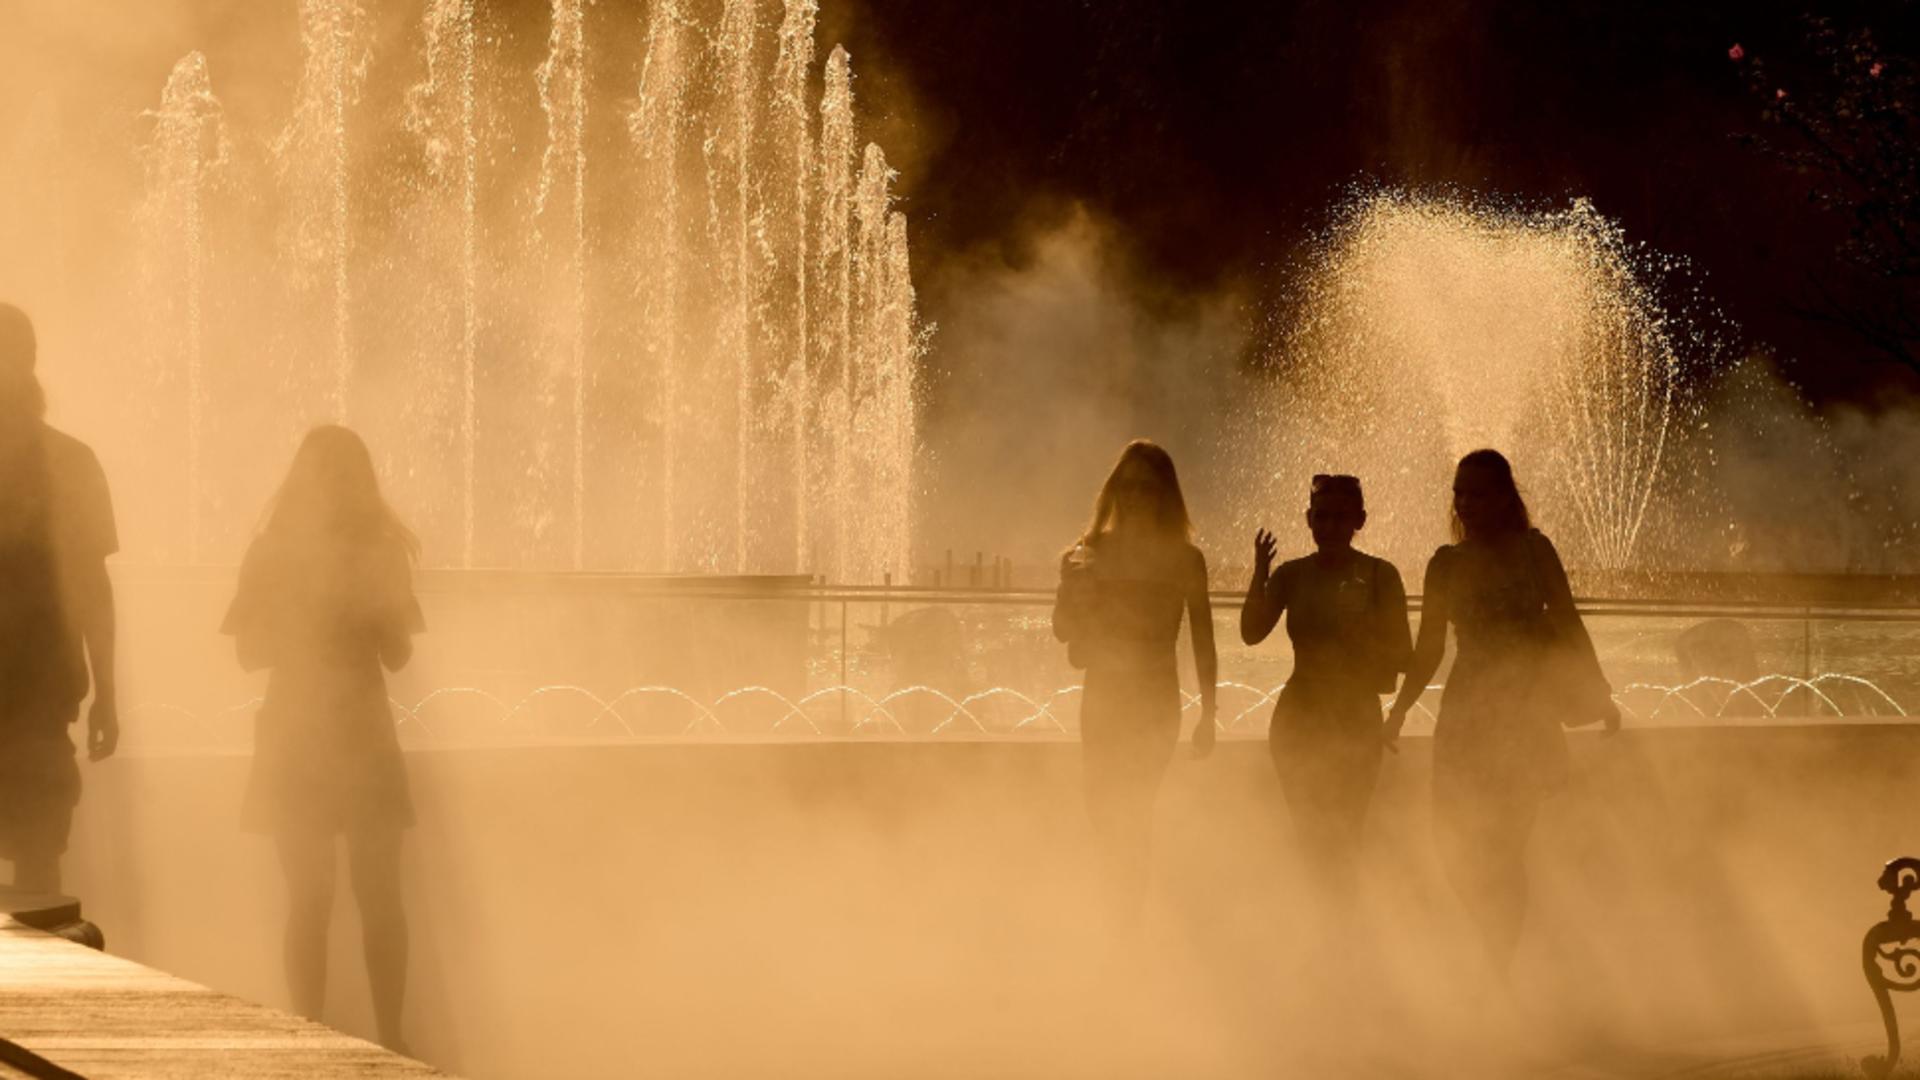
[[0, 917, 445, 1079]]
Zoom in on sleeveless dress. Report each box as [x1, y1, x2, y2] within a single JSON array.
[[222, 536, 423, 836], [1056, 542, 1190, 797], [1430, 531, 1570, 818], [1268, 552, 1408, 851]]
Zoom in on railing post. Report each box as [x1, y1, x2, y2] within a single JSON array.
[[1804, 607, 1814, 717], [839, 597, 849, 729]]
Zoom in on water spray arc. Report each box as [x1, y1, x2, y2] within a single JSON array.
[[1242, 191, 1690, 574]]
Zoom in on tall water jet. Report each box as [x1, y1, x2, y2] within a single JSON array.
[[711, 0, 763, 572], [1242, 191, 1688, 573], [537, 0, 590, 568], [276, 0, 365, 419], [816, 47, 855, 581], [631, 0, 691, 570], [877, 209, 918, 583], [843, 146, 919, 584], [774, 0, 818, 573], [138, 53, 227, 562], [407, 0, 480, 567], [109, 0, 921, 578]]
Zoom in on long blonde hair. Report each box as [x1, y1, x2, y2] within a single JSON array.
[[1077, 439, 1193, 547], [1451, 448, 1531, 543]]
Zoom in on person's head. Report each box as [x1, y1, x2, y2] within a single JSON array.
[[0, 303, 44, 428], [263, 425, 418, 558], [1082, 439, 1192, 545], [1451, 448, 1530, 542], [0, 303, 35, 375], [1306, 473, 1365, 552]]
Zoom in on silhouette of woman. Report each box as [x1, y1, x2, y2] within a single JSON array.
[[1384, 449, 1617, 974], [1053, 440, 1217, 919], [222, 426, 422, 1049], [1241, 475, 1409, 904]]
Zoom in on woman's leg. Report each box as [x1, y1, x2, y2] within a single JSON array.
[[275, 828, 336, 1020], [1273, 705, 1380, 907], [1434, 781, 1538, 976], [347, 826, 409, 1051], [1475, 799, 1539, 973], [1083, 743, 1156, 923]]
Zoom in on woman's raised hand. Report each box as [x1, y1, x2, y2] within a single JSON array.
[[1253, 528, 1277, 574]]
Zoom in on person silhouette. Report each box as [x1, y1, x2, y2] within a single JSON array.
[[221, 425, 422, 1050], [1241, 474, 1409, 906], [0, 303, 119, 896], [1384, 449, 1617, 975], [1053, 440, 1217, 922]]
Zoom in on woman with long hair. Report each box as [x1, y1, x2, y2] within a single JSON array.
[[1053, 440, 1217, 919], [222, 425, 422, 1050], [1384, 449, 1616, 974], [1241, 474, 1409, 906]]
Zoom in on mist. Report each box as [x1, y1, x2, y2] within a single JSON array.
[[5, 3, 1920, 1080]]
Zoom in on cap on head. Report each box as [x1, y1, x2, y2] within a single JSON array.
[[0, 303, 36, 375]]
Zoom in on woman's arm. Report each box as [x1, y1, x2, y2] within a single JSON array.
[[1532, 531, 1582, 631], [1189, 546, 1220, 755], [222, 551, 272, 673], [1240, 529, 1284, 645], [378, 548, 422, 673], [1052, 551, 1083, 644], [1377, 560, 1414, 674], [1385, 550, 1450, 746], [234, 631, 272, 673], [1532, 531, 1620, 731], [379, 627, 414, 672]]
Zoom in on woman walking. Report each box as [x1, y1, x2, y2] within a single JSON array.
[[1384, 449, 1616, 974], [1053, 440, 1217, 922], [222, 425, 423, 1050], [1241, 474, 1409, 905]]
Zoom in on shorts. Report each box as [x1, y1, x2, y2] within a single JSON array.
[[0, 731, 80, 862]]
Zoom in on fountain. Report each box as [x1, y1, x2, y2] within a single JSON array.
[[131, 0, 920, 579], [137, 53, 227, 564], [1233, 190, 1696, 576]]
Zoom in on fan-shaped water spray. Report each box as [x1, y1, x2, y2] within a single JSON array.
[[1240, 192, 1691, 573]]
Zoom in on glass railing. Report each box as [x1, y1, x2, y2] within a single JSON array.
[[105, 574, 1920, 750]]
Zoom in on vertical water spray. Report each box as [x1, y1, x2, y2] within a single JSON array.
[[537, 0, 590, 568], [713, 0, 761, 572], [775, 0, 817, 573], [123, 0, 921, 578], [848, 144, 893, 581], [879, 210, 918, 582], [632, 0, 689, 569], [409, 0, 479, 566], [139, 53, 226, 562], [277, 0, 365, 420], [816, 47, 855, 581]]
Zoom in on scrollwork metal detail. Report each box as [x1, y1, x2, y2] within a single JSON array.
[[1863, 857, 1920, 1078]]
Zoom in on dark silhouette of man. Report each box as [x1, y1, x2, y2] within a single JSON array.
[[0, 303, 119, 894]]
